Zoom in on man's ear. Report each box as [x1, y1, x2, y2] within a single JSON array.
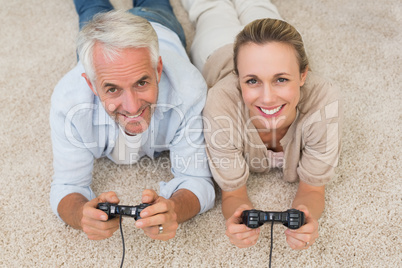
[[82, 73, 98, 96], [300, 66, 308, 87], [157, 56, 163, 83]]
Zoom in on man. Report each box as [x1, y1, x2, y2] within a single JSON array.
[[50, 0, 215, 241]]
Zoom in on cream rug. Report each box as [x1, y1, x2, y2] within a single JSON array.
[[1, 0, 401, 267]]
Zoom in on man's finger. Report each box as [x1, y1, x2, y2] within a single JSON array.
[[141, 189, 158, 204], [98, 191, 119, 204], [83, 205, 108, 221]]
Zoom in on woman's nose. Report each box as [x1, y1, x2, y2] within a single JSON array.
[[262, 83, 277, 103]]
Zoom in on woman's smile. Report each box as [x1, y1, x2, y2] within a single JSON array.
[[258, 104, 285, 117]]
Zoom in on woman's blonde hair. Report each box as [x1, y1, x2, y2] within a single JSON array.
[[233, 18, 309, 75]]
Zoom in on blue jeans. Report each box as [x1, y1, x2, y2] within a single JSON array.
[[74, 0, 186, 47]]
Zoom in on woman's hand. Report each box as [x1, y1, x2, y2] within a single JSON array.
[[284, 205, 319, 250], [225, 204, 261, 248]]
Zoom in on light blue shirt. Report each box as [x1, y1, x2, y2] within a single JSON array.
[[49, 22, 215, 219]]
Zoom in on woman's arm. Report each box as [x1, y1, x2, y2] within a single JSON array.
[[292, 181, 325, 220], [285, 181, 325, 250], [222, 185, 253, 219], [222, 185, 261, 248]]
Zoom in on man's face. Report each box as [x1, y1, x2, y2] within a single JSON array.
[[83, 43, 162, 135]]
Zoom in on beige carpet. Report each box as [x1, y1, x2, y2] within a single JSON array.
[[1, 0, 401, 267]]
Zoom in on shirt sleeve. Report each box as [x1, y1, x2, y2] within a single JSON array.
[[203, 120, 249, 192], [49, 105, 96, 220], [297, 99, 342, 186], [160, 97, 215, 215], [202, 78, 251, 192]]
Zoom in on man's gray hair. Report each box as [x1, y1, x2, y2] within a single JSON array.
[[77, 10, 159, 82]]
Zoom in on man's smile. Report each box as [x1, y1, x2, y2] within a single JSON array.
[[122, 106, 147, 119]]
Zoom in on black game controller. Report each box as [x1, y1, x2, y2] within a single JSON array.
[[242, 209, 305, 229], [97, 202, 150, 220]]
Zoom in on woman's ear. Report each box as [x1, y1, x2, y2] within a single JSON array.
[[299, 66, 308, 87]]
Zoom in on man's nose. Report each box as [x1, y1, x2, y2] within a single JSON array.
[[121, 90, 141, 115]]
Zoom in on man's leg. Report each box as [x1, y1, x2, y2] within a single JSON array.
[[133, 0, 173, 11], [74, 0, 114, 30], [232, 0, 282, 26], [129, 0, 186, 47], [181, 0, 242, 72]]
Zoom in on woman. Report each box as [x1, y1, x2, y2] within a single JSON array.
[[182, 0, 342, 250]]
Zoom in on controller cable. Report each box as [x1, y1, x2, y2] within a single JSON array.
[[119, 214, 125, 268], [269, 220, 274, 268]]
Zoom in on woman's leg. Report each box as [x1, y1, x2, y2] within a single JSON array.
[[232, 0, 282, 26], [181, 0, 243, 71], [74, 0, 114, 30]]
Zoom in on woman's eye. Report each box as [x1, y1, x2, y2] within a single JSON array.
[[277, 78, 288, 83], [246, 79, 258, 85]]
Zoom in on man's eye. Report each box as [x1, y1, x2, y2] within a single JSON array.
[[138, 81, 147, 87], [246, 79, 257, 85], [107, 88, 117, 93]]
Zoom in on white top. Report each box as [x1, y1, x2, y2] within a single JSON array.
[[109, 126, 145, 164]]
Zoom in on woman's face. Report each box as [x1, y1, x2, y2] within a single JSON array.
[[237, 42, 307, 132]]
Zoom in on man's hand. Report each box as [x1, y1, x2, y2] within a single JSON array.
[[81, 191, 121, 240], [284, 205, 319, 250], [134, 189, 179, 241], [225, 204, 261, 248]]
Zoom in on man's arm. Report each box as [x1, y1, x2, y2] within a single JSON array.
[[133, 48, 215, 240], [49, 62, 121, 241], [58, 193, 88, 229], [133, 101, 215, 240], [134, 188, 200, 241], [169, 189, 200, 223]]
